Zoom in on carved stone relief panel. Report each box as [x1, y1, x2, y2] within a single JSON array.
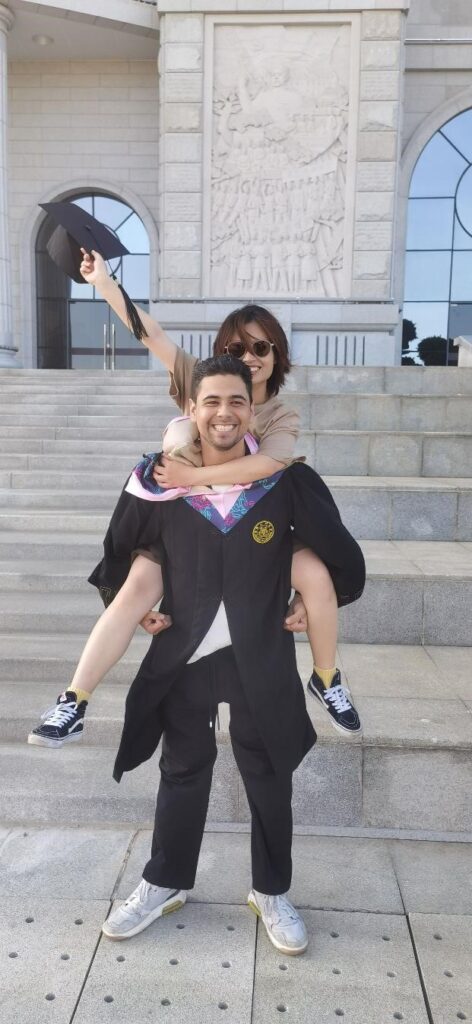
[[208, 22, 354, 299]]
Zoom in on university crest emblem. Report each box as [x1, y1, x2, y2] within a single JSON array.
[[252, 520, 275, 544]]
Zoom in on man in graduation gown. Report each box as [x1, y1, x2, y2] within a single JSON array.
[[91, 354, 365, 954]]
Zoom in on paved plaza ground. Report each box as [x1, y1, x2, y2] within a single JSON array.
[[1, 825, 471, 1023]]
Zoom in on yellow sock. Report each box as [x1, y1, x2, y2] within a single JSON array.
[[314, 666, 336, 689], [70, 687, 91, 705]]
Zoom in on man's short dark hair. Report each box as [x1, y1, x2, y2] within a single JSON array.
[[190, 354, 253, 402]]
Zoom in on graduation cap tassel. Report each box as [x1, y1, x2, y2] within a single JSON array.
[[116, 281, 148, 341]]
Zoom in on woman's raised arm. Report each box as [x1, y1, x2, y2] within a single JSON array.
[[80, 249, 178, 372]]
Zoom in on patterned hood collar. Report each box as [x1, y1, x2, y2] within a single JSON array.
[[125, 432, 260, 503]]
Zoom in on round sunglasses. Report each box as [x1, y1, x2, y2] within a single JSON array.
[[224, 339, 275, 359]]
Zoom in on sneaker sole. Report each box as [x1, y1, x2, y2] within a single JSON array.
[[27, 731, 83, 748], [101, 891, 187, 941], [307, 683, 363, 737], [248, 898, 308, 956]]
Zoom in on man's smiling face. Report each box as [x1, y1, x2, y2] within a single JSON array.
[[189, 373, 253, 455]]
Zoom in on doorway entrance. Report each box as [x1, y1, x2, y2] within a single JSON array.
[[36, 193, 150, 370], [68, 302, 149, 370]]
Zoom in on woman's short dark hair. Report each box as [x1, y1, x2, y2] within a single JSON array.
[[190, 354, 253, 402], [212, 304, 291, 397]]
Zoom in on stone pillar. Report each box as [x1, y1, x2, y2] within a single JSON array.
[[0, 3, 16, 367], [158, 13, 204, 300], [352, 9, 406, 301]]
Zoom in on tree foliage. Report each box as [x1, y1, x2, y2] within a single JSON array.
[[402, 318, 417, 351], [417, 336, 457, 366]]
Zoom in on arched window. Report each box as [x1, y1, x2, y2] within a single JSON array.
[[403, 108, 472, 364], [36, 192, 150, 369]]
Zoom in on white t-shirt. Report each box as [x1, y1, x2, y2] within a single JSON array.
[[187, 600, 231, 664], [186, 482, 236, 664]]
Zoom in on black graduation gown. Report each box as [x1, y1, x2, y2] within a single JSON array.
[[88, 463, 365, 782]]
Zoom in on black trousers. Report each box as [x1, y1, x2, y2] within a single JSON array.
[[142, 647, 293, 895]]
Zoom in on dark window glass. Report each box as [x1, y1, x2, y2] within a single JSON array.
[[71, 354, 105, 369], [113, 309, 150, 352], [69, 301, 108, 350], [449, 302, 472, 338], [37, 299, 69, 368]]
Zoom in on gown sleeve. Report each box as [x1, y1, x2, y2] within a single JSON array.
[[88, 480, 162, 607], [287, 462, 366, 608]]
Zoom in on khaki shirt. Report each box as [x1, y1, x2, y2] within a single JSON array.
[[169, 348, 300, 465]]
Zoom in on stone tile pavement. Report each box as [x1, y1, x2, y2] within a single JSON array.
[[0, 827, 471, 1023]]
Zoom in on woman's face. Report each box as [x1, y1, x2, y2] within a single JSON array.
[[230, 320, 275, 393]]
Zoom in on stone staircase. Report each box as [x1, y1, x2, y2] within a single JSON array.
[[0, 367, 471, 836]]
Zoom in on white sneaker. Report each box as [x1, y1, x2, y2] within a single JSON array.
[[102, 879, 186, 940], [248, 888, 308, 955]]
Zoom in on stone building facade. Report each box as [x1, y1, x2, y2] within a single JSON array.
[[0, 0, 471, 368]]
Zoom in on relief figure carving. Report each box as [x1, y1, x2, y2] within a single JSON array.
[[210, 23, 352, 298]]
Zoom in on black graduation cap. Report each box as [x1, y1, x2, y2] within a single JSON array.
[[39, 201, 147, 341]]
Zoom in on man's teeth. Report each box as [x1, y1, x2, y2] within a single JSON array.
[[213, 424, 235, 431]]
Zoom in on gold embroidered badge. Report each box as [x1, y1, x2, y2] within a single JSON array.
[[252, 520, 275, 544]]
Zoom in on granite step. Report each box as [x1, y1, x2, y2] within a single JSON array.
[[0, 531, 102, 560], [0, 402, 173, 416], [0, 412, 174, 428], [0, 430, 470, 477], [0, 453, 161, 474], [0, 479, 471, 540], [290, 365, 472, 396], [0, 470, 124, 492], [0, 439, 160, 455], [287, 393, 472, 432], [328, 476, 472, 541], [0, 630, 150, 684], [2, 643, 470, 748], [0, 379, 169, 387], [0, 542, 470, 645], [0, 489, 119, 510], [1, 734, 469, 831], [299, 430, 471, 477], [0, 389, 172, 404], [0, 370, 167, 382], [0, 644, 470, 832], [2, 391, 472, 432], [2, 364, 472, 395]]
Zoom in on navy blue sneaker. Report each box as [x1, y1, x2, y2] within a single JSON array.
[[28, 690, 88, 747], [307, 669, 362, 735]]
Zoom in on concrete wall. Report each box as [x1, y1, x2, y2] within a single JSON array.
[[403, 0, 472, 149], [7, 58, 160, 366], [406, 0, 472, 33]]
